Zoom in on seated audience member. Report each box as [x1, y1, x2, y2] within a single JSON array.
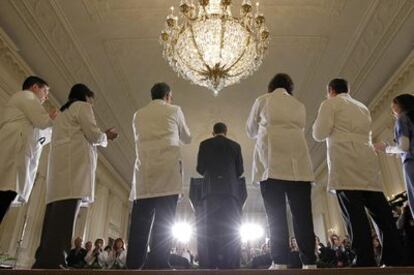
[[329, 234, 349, 267], [315, 236, 335, 268], [85, 239, 107, 269], [342, 236, 355, 266], [107, 238, 127, 269], [85, 241, 93, 253], [288, 237, 302, 268], [66, 237, 87, 268], [397, 203, 414, 266], [372, 236, 382, 266], [250, 242, 272, 269], [169, 246, 191, 269]]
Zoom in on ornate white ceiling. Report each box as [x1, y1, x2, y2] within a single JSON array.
[[0, 0, 413, 214]]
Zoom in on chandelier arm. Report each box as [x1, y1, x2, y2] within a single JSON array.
[[175, 50, 206, 75], [223, 35, 251, 72], [202, 5, 208, 20], [189, 23, 210, 69]]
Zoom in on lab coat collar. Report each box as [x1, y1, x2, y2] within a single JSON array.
[[151, 99, 167, 105], [337, 93, 351, 99], [272, 88, 290, 96]]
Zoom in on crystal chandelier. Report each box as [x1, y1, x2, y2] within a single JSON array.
[[160, 0, 270, 95]]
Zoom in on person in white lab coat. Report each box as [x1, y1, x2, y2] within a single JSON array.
[[246, 73, 316, 270], [106, 238, 127, 269], [127, 82, 191, 269], [312, 78, 402, 267], [84, 238, 107, 269], [0, 76, 56, 224], [32, 84, 118, 269]]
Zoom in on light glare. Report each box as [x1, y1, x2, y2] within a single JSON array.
[[240, 223, 264, 242], [172, 222, 193, 243]]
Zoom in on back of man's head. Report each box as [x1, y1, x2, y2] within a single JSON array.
[[213, 122, 227, 136], [151, 82, 170, 100], [22, 76, 48, 90], [328, 78, 348, 94]]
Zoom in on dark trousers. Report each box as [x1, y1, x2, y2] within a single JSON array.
[[0, 190, 17, 224], [126, 195, 178, 269], [32, 199, 81, 269], [337, 190, 403, 267], [198, 195, 241, 269], [260, 179, 316, 265], [403, 160, 414, 217]]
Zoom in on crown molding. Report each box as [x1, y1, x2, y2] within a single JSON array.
[[0, 27, 32, 85], [370, 49, 414, 118]]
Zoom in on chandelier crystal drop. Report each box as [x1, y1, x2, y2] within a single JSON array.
[[160, 0, 270, 95]]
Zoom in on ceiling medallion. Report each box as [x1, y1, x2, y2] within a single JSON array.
[[160, 0, 270, 95]]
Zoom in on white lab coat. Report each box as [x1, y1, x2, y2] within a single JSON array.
[[84, 248, 108, 268], [0, 90, 52, 204], [246, 89, 315, 183], [312, 93, 382, 192], [130, 100, 191, 200], [106, 249, 127, 269], [46, 101, 107, 204]]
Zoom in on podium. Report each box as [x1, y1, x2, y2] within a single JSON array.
[[189, 177, 247, 268], [189, 177, 247, 211]]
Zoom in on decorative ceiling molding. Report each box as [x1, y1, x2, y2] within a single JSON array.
[[103, 38, 152, 106], [82, 0, 104, 23], [262, 0, 346, 17], [0, 26, 63, 110], [339, 0, 414, 96], [82, 0, 346, 22], [294, 36, 329, 101], [9, 0, 136, 180], [0, 27, 32, 88], [307, 0, 413, 154], [370, 49, 414, 119]]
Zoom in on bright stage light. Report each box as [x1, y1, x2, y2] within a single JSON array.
[[172, 222, 193, 244], [240, 223, 264, 243]]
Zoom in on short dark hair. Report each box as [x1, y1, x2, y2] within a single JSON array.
[[213, 122, 227, 135], [22, 76, 48, 90], [60, 83, 95, 111], [328, 78, 348, 94], [151, 82, 171, 100], [268, 73, 294, 94]]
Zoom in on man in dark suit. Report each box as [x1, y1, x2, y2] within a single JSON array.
[[196, 122, 244, 269]]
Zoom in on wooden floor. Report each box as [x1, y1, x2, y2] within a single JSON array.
[[1, 268, 414, 275]]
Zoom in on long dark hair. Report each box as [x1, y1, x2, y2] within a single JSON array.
[[60, 83, 94, 111], [393, 94, 414, 124]]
